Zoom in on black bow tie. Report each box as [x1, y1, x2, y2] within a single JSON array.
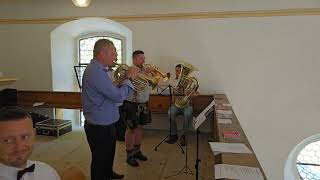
[[17, 164, 35, 180]]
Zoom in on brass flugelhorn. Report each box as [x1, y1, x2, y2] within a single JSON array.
[[144, 64, 170, 82], [113, 62, 169, 91]]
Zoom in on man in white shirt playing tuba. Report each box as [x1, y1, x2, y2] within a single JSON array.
[[166, 64, 199, 146]]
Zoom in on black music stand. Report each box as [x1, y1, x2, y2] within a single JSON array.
[[164, 132, 194, 179], [155, 84, 196, 179], [154, 84, 184, 154], [74, 64, 88, 89], [193, 100, 215, 180]]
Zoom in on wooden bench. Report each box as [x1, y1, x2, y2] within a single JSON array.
[[17, 91, 213, 114]]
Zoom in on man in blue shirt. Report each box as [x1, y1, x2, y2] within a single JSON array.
[[82, 39, 138, 180]]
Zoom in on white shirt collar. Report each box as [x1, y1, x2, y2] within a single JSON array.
[[0, 160, 60, 180], [0, 160, 35, 179]]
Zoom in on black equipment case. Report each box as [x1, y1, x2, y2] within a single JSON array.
[[35, 119, 72, 137]]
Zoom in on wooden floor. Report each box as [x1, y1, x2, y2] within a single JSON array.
[[30, 129, 214, 180]]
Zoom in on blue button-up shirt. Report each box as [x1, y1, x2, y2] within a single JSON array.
[[82, 59, 133, 126]]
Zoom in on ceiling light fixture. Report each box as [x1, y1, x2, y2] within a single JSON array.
[[72, 0, 91, 7]]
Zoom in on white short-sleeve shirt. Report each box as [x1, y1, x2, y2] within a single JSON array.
[[0, 160, 61, 180]]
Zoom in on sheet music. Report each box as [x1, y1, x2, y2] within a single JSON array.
[[157, 85, 170, 95], [209, 142, 252, 154], [193, 100, 215, 129], [215, 164, 264, 180], [33, 102, 45, 107], [218, 118, 232, 124]]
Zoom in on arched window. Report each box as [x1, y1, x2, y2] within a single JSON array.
[[296, 140, 320, 179], [78, 36, 123, 65], [285, 134, 320, 180], [75, 36, 124, 89]]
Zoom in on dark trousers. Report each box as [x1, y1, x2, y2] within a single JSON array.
[[84, 121, 116, 180], [115, 107, 126, 141]]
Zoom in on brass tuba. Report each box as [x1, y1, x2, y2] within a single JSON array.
[[173, 63, 199, 109], [113, 62, 169, 91]]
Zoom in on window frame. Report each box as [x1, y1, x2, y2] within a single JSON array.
[[77, 33, 126, 65]]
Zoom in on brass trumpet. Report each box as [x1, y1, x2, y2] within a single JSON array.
[[113, 62, 169, 91]]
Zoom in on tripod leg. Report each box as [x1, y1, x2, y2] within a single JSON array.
[[164, 133, 193, 179], [176, 141, 185, 154], [154, 135, 169, 151]]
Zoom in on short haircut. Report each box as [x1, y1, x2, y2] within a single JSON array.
[[93, 39, 114, 58], [175, 64, 182, 68], [0, 106, 31, 122], [132, 50, 144, 59]]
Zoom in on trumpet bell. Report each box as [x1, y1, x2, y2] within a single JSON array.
[[113, 62, 167, 91]]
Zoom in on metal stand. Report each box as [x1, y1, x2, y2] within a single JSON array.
[[165, 134, 193, 178], [154, 84, 184, 154], [195, 128, 200, 180], [194, 128, 208, 180]]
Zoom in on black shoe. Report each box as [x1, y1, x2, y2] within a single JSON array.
[[180, 135, 186, 146], [134, 151, 148, 161], [111, 171, 124, 179], [126, 157, 139, 167], [166, 135, 178, 144]]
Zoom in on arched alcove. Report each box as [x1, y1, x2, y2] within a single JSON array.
[[50, 17, 132, 92], [50, 17, 132, 124]]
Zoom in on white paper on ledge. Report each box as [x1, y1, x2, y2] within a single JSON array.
[[218, 118, 232, 124], [215, 164, 264, 180], [217, 109, 233, 114], [209, 142, 252, 154]]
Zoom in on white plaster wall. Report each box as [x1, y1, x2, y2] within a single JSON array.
[[0, 7, 320, 179], [0, 0, 320, 18], [0, 24, 55, 91]]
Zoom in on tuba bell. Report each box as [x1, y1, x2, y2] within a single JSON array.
[[173, 63, 199, 109], [113, 62, 169, 91]]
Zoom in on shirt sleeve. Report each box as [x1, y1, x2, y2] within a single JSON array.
[[91, 69, 134, 103], [38, 162, 61, 180], [52, 168, 61, 180], [122, 79, 134, 89]]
